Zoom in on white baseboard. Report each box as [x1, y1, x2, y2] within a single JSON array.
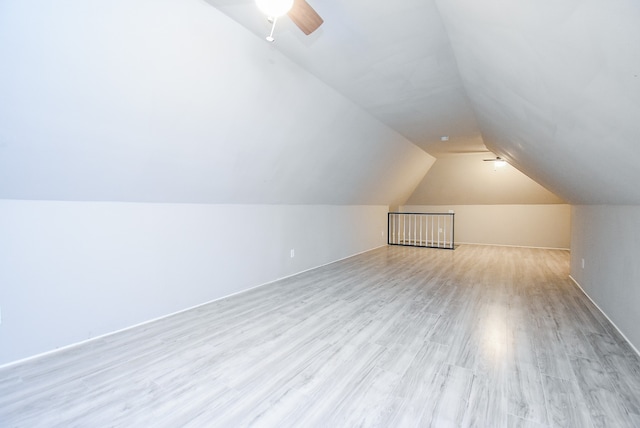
[[0, 243, 387, 370], [569, 275, 640, 357], [456, 241, 570, 251]]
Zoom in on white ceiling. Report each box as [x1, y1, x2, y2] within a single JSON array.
[[1, 0, 638, 205], [207, 0, 486, 157], [208, 0, 640, 204]]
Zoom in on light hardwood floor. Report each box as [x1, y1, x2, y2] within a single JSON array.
[[2, 245, 640, 427]]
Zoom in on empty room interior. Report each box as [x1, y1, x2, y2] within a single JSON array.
[[1, 0, 640, 426]]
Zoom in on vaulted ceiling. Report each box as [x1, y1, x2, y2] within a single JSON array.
[[209, 0, 485, 156], [0, 0, 432, 206], [210, 0, 640, 205], [1, 0, 639, 206]]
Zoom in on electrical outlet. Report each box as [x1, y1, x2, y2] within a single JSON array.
[[581, 258, 585, 269], [290, 249, 295, 258]]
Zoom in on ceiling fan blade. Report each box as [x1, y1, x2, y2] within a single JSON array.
[[287, 0, 323, 35]]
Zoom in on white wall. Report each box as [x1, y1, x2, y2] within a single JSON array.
[[570, 205, 640, 352], [0, 0, 432, 367], [401, 204, 571, 249], [0, 200, 388, 365], [402, 154, 570, 249], [0, 0, 432, 206]]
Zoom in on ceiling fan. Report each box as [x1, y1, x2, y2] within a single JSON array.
[[255, 0, 323, 42], [484, 156, 507, 167]]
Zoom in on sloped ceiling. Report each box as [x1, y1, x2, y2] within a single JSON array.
[[0, 0, 433, 205], [406, 153, 565, 205], [438, 0, 640, 204], [208, 0, 486, 156], [1, 0, 639, 205], [209, 0, 640, 205]]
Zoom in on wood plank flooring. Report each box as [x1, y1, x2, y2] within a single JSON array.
[[2, 245, 640, 427]]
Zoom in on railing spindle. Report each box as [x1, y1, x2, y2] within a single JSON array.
[[443, 215, 447, 248], [387, 212, 454, 249]]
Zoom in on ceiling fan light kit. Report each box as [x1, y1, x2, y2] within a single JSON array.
[[255, 0, 294, 18], [256, 0, 323, 42]]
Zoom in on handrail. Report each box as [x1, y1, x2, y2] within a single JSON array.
[[388, 212, 455, 250]]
